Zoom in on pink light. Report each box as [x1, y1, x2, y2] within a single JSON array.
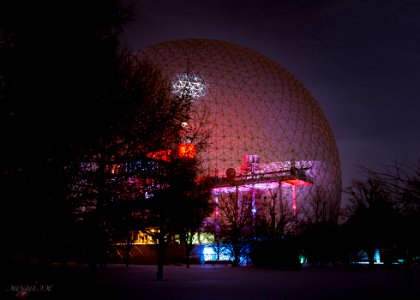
[[212, 181, 279, 194]]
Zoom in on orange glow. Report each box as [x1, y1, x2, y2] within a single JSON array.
[[177, 143, 196, 159], [146, 144, 196, 162], [146, 149, 172, 162]]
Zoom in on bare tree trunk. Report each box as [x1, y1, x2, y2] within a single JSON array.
[[215, 234, 221, 261], [185, 243, 191, 268], [185, 233, 195, 268], [125, 237, 131, 267], [232, 240, 240, 267], [271, 212, 276, 240], [156, 241, 165, 281]]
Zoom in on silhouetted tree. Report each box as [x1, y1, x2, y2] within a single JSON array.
[[0, 0, 133, 269], [215, 188, 254, 266], [1, 1, 215, 285], [301, 187, 340, 225], [176, 176, 214, 268], [357, 162, 420, 265], [298, 188, 342, 267], [135, 156, 202, 280], [342, 178, 398, 266], [254, 189, 292, 240]]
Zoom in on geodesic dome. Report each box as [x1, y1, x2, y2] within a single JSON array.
[[139, 39, 341, 219]]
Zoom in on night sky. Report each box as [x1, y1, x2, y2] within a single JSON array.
[[122, 0, 420, 202]]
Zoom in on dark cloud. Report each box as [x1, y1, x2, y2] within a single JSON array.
[[122, 0, 420, 197]]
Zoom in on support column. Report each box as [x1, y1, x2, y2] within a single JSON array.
[[292, 185, 297, 231]]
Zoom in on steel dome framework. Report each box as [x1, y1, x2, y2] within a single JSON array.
[[139, 39, 341, 226]]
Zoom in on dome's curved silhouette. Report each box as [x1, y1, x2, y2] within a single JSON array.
[[139, 39, 341, 221]]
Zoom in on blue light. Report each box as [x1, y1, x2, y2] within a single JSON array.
[[374, 249, 381, 264], [202, 245, 231, 261]]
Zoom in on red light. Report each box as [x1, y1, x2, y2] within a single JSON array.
[[282, 179, 312, 187]]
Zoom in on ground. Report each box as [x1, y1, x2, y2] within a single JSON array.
[[3, 264, 419, 299]]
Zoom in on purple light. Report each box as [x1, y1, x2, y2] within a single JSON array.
[[212, 181, 279, 195]]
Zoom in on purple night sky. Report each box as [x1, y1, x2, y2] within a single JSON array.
[[122, 0, 420, 204]]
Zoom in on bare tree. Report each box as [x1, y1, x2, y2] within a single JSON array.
[[301, 187, 340, 225], [215, 188, 254, 266], [293, 188, 342, 267], [136, 156, 209, 279], [355, 162, 420, 265], [176, 176, 214, 268], [358, 162, 420, 214], [255, 189, 293, 240], [343, 178, 397, 266]]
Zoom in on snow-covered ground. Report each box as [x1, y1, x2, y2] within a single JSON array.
[[94, 264, 419, 300]]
